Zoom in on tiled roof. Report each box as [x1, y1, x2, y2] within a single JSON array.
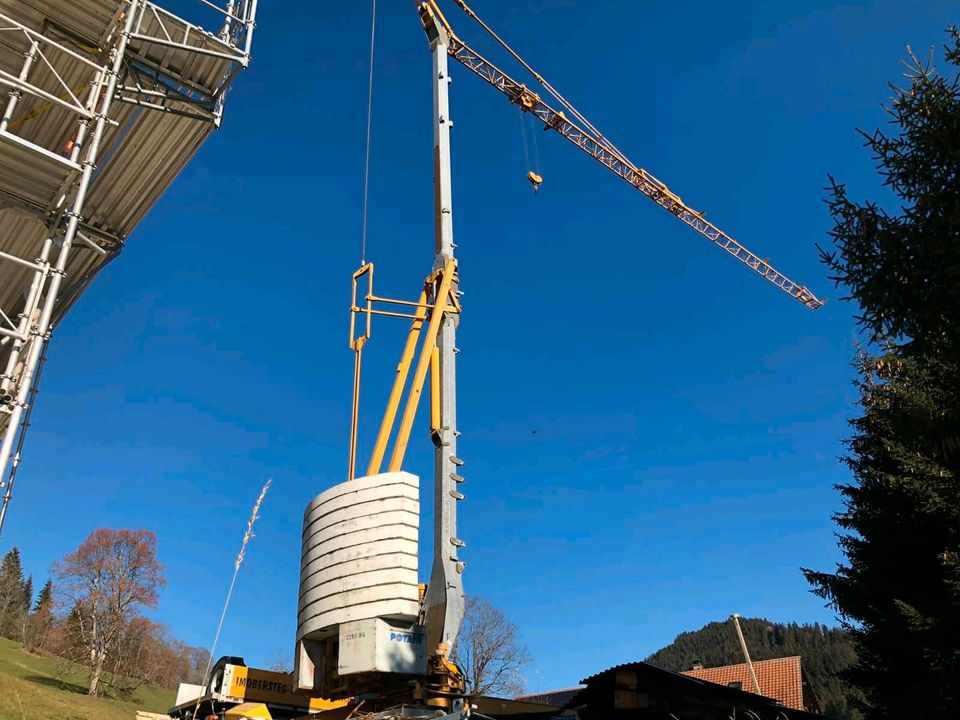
[[681, 656, 804, 710]]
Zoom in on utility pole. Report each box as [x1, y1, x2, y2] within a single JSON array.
[[422, 11, 466, 660], [731, 613, 762, 695]]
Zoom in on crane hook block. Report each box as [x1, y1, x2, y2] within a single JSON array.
[[527, 171, 543, 192]]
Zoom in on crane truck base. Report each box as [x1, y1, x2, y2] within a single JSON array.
[[168, 657, 347, 720]]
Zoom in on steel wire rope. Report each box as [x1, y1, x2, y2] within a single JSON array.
[[518, 106, 531, 172], [518, 108, 542, 190], [529, 111, 541, 173], [360, 0, 378, 264]]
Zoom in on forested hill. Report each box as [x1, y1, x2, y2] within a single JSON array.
[[645, 618, 861, 720]]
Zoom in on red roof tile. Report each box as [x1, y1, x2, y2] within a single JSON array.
[[681, 656, 805, 710]]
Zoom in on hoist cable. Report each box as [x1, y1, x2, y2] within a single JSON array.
[[360, 0, 378, 264], [529, 112, 541, 173], [518, 106, 530, 171]]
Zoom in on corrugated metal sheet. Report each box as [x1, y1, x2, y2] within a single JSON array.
[[84, 107, 214, 235], [0, 211, 47, 318], [128, 3, 238, 95], [0, 135, 76, 209], [10, 0, 121, 46]]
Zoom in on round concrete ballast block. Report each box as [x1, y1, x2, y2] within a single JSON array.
[[296, 472, 420, 643]]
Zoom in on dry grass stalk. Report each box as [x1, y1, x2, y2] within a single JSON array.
[[193, 479, 272, 716]]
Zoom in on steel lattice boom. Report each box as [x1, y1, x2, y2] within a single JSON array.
[[418, 1, 824, 310]]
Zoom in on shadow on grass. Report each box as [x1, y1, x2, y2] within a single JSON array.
[[24, 674, 90, 695]]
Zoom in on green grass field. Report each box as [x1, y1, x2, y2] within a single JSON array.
[[0, 638, 175, 720]]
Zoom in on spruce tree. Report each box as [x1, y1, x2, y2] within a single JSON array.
[[22, 575, 32, 614], [803, 28, 960, 720], [34, 578, 53, 613], [0, 547, 29, 638]]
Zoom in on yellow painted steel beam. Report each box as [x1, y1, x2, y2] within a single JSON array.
[[348, 336, 367, 481], [387, 260, 457, 472], [367, 295, 437, 309], [367, 287, 431, 476], [348, 264, 373, 481], [348, 263, 373, 347], [364, 308, 434, 321], [430, 344, 440, 434]]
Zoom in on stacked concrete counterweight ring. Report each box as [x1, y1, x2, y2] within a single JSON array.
[[297, 472, 421, 643]]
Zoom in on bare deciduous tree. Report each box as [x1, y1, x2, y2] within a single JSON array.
[[107, 616, 183, 696], [24, 578, 54, 652], [52, 528, 165, 696], [182, 644, 211, 684], [453, 595, 531, 698]]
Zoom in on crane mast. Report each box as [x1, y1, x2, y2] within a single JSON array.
[[417, 0, 825, 310], [422, 10, 466, 661]]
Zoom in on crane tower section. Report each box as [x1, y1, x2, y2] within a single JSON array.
[[0, 0, 259, 535]]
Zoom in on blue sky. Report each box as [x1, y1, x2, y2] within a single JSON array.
[[7, 0, 957, 693]]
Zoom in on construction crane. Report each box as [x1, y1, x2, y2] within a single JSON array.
[[409, 0, 825, 697], [291, 4, 824, 719], [418, 0, 825, 310], [405, 0, 824, 680]]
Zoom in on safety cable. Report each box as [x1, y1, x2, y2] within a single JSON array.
[[360, 0, 377, 264]]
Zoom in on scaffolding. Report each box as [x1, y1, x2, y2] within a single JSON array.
[[0, 0, 258, 534]]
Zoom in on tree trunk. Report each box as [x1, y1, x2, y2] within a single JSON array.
[[89, 650, 106, 696]]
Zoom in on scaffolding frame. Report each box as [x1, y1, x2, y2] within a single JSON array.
[[0, 0, 258, 535]]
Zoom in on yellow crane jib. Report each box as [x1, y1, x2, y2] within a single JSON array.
[[420, 0, 825, 310]]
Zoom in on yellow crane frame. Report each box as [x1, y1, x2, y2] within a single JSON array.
[[348, 260, 460, 481]]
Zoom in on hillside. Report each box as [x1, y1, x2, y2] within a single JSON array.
[[0, 637, 175, 720], [645, 618, 862, 720]]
